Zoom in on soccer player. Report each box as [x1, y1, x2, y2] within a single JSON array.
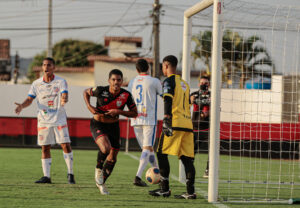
[[83, 69, 138, 195], [190, 76, 210, 178], [128, 59, 162, 187], [149, 55, 196, 199], [14, 57, 75, 184]]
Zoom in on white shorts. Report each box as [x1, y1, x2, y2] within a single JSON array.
[[37, 124, 70, 146], [133, 125, 157, 148]]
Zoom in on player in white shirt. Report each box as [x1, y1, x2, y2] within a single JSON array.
[[128, 59, 162, 186], [14, 57, 75, 184]]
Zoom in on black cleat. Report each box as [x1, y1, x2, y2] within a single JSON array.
[[67, 174, 75, 184], [35, 176, 51, 184], [133, 176, 148, 187], [149, 188, 171, 197], [174, 192, 197, 199]]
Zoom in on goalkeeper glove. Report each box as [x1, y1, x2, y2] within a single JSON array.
[[163, 117, 173, 137]]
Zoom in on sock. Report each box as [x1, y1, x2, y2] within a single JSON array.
[[180, 155, 195, 194], [63, 152, 74, 174], [157, 153, 170, 191], [149, 151, 157, 167], [41, 158, 52, 178], [96, 150, 108, 170], [102, 160, 116, 184], [136, 149, 150, 178]]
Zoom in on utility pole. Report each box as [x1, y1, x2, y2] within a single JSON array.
[[47, 0, 53, 58], [152, 0, 161, 78], [13, 51, 20, 84]]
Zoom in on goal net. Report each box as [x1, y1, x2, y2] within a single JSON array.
[[186, 0, 300, 203]]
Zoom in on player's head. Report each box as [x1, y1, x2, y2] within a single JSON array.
[[42, 57, 55, 77], [108, 69, 123, 92], [136, 59, 149, 73], [199, 76, 210, 91], [162, 55, 178, 76]]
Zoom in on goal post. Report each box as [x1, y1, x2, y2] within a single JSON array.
[[181, 0, 222, 203]]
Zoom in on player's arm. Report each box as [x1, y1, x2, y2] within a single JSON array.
[[61, 92, 68, 106], [162, 78, 175, 136], [83, 88, 99, 115], [14, 96, 34, 115]]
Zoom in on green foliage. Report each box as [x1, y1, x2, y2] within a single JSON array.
[[191, 30, 275, 88], [27, 39, 107, 83]]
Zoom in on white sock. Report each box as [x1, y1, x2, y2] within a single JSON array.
[[149, 151, 157, 167], [41, 158, 52, 178], [63, 152, 74, 174], [136, 149, 150, 178]]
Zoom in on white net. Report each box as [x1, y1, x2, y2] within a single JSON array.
[[190, 0, 300, 202]]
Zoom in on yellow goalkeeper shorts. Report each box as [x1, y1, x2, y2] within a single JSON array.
[[157, 130, 194, 158]]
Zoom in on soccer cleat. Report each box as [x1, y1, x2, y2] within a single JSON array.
[[149, 188, 171, 197], [174, 192, 197, 199], [203, 170, 209, 179], [133, 176, 148, 187], [67, 174, 75, 184], [95, 168, 104, 185], [96, 183, 109, 195], [35, 176, 51, 184]]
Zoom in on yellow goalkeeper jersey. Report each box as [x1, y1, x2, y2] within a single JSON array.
[[162, 74, 193, 131]]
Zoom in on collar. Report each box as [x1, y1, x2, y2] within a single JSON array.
[[43, 74, 55, 83]]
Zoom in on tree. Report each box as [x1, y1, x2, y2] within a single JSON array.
[[191, 30, 274, 88], [27, 39, 107, 82]]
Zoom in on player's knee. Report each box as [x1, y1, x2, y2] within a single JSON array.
[[140, 150, 149, 159]]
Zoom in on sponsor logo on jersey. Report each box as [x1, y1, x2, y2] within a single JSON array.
[[48, 100, 54, 108], [180, 81, 187, 91], [53, 87, 59, 93], [102, 91, 109, 97]]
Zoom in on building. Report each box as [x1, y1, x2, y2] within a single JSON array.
[[0, 39, 11, 81]]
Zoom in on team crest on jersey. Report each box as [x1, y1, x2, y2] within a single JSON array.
[[48, 101, 54, 108], [181, 81, 187, 91], [116, 100, 123, 107]]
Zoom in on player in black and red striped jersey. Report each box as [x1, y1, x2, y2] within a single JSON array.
[[83, 69, 137, 195]]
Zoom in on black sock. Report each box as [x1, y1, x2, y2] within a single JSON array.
[[102, 160, 116, 184], [180, 155, 195, 194], [96, 150, 108, 169], [157, 153, 170, 191]]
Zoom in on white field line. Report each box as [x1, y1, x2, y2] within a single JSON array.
[[125, 152, 229, 208]]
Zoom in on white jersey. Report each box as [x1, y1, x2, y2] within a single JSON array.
[[28, 75, 68, 127], [128, 74, 162, 126]]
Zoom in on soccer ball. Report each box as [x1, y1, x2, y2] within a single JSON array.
[[145, 167, 160, 184]]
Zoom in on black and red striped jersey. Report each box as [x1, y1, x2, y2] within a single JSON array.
[[90, 86, 136, 114]]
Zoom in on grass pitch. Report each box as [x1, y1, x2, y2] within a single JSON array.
[[0, 148, 299, 208]]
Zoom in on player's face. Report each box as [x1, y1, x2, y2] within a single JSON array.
[[42, 60, 55, 77], [162, 62, 168, 76], [108, 74, 123, 92]]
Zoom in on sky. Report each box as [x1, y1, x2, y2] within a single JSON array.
[[0, 0, 300, 73]]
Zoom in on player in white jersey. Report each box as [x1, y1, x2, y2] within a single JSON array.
[[128, 59, 162, 186], [14, 57, 75, 184]]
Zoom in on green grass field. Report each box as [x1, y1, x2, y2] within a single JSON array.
[[0, 148, 300, 208]]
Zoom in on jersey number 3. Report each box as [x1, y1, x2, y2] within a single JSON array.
[[136, 84, 143, 104]]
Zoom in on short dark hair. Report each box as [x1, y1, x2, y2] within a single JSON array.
[[109, 69, 123, 79], [136, 59, 149, 73], [43, 57, 55, 65], [163, 55, 178, 68], [200, 76, 210, 81]]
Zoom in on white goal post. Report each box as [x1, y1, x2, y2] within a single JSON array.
[[181, 0, 222, 203]]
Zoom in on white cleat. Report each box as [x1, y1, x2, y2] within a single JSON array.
[[96, 183, 109, 195], [95, 168, 104, 185]]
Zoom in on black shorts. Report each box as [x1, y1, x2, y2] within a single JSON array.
[[90, 119, 120, 150]]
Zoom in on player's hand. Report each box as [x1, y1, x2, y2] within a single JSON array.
[[14, 102, 22, 115], [163, 117, 173, 137], [105, 109, 119, 117], [88, 105, 99, 115]]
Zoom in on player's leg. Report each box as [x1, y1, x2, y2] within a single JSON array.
[[149, 132, 171, 197], [175, 131, 196, 199], [199, 130, 209, 178], [55, 125, 75, 184], [36, 126, 55, 183]]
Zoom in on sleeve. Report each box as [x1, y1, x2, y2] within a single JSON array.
[[28, 83, 36, 99], [60, 79, 68, 94], [162, 77, 175, 98], [126, 92, 137, 110], [90, 86, 101, 97]]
